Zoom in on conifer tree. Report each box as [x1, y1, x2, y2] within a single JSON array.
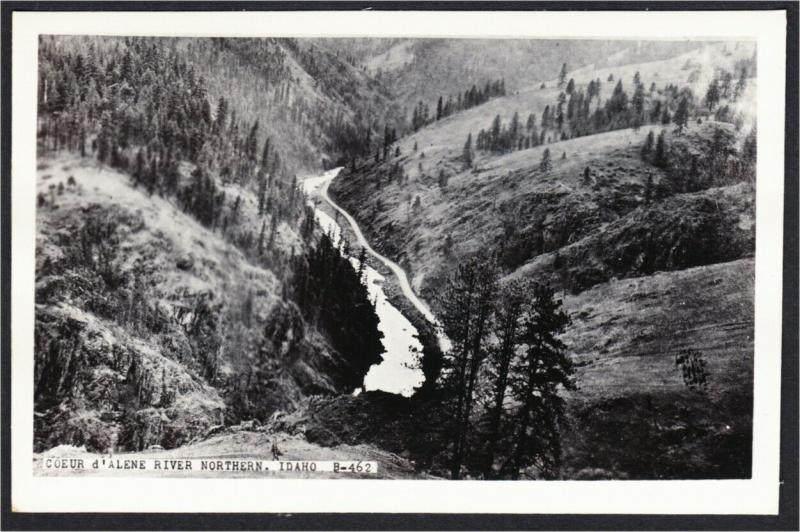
[[720, 71, 733, 98], [582, 166, 592, 186], [146, 157, 158, 196], [507, 284, 574, 479], [437, 254, 499, 479], [705, 79, 721, 110], [438, 169, 448, 189], [133, 149, 145, 187], [463, 132, 474, 169], [654, 130, 668, 168], [510, 111, 520, 145], [261, 138, 271, 169], [257, 220, 266, 256], [742, 126, 757, 164], [558, 63, 568, 88], [673, 97, 690, 133], [734, 68, 748, 100], [644, 172, 654, 205], [539, 148, 552, 173], [641, 130, 655, 160], [246, 120, 260, 161], [482, 279, 526, 478]]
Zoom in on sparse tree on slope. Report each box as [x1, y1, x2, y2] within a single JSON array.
[[463, 133, 474, 169], [705, 79, 721, 110], [438, 169, 448, 189], [526, 113, 536, 131], [483, 279, 527, 478], [734, 68, 748, 100], [582, 166, 592, 186], [641, 130, 655, 160], [540, 148, 552, 173], [673, 97, 690, 133], [509, 111, 521, 149], [507, 283, 574, 479], [654, 130, 668, 169], [644, 172, 654, 206], [438, 254, 499, 480], [558, 63, 568, 88]]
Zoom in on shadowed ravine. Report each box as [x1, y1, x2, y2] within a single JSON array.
[[302, 169, 449, 396]]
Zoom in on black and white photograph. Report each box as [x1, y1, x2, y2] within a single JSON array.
[[4, 5, 795, 522]]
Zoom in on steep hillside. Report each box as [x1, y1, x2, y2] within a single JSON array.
[[33, 34, 401, 456], [323, 38, 711, 120], [283, 259, 753, 479], [325, 41, 757, 479], [328, 41, 756, 293], [561, 258, 753, 478], [34, 154, 379, 453], [359, 41, 755, 174], [39, 36, 403, 178], [330, 121, 755, 300], [189, 37, 405, 169]]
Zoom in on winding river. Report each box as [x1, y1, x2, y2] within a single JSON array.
[[302, 168, 449, 397]]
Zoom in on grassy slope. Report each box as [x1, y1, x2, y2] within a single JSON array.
[[560, 258, 753, 478], [386, 41, 756, 170], [330, 41, 756, 297], [333, 126, 673, 295], [564, 258, 754, 401], [355, 39, 715, 117], [34, 154, 354, 452], [326, 43, 757, 478]]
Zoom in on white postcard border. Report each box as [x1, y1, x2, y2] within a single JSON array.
[[10, 9, 786, 514]]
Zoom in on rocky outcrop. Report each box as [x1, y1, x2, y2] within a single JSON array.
[[34, 305, 225, 452], [33, 156, 382, 453]]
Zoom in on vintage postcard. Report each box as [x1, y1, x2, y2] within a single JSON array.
[[6, 6, 791, 518]]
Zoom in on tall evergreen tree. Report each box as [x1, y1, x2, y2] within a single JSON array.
[[705, 79, 721, 110], [654, 130, 668, 168], [539, 148, 552, 173], [673, 97, 690, 133], [507, 284, 574, 479], [463, 133, 474, 169], [558, 63, 568, 88], [437, 254, 499, 479], [483, 279, 526, 478], [641, 130, 655, 160]]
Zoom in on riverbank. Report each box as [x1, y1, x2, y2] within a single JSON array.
[[302, 170, 432, 396]]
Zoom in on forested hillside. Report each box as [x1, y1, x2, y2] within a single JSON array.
[[34, 36, 388, 452]]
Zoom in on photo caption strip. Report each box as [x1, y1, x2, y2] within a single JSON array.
[[38, 457, 378, 476]]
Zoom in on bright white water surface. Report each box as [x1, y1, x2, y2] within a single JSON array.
[[302, 168, 438, 396]]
